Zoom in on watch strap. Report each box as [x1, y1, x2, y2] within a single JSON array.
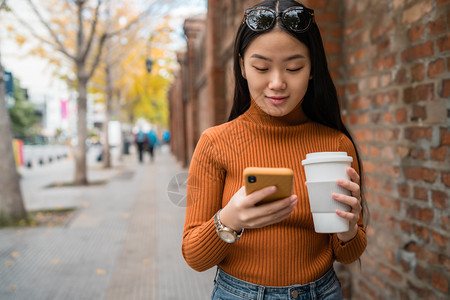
[[214, 209, 244, 243]]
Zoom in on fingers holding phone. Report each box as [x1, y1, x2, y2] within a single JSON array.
[[219, 168, 297, 231]]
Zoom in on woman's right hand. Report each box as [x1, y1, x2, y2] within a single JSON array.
[[219, 186, 297, 232]]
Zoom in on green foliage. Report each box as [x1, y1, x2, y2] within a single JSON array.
[[8, 78, 39, 138]]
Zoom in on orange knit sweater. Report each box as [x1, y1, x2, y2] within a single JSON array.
[[182, 99, 367, 286]]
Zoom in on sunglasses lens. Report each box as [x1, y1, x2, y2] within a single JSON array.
[[283, 9, 311, 32], [246, 9, 275, 31]]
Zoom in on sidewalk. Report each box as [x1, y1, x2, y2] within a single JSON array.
[[0, 146, 215, 299]]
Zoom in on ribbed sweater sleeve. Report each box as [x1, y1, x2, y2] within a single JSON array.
[[330, 135, 367, 264], [181, 131, 231, 271]]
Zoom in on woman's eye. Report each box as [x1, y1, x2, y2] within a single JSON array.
[[287, 67, 302, 72], [254, 66, 268, 72]]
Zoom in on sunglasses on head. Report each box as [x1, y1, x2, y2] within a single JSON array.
[[243, 6, 315, 33]]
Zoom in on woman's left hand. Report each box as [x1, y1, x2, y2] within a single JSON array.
[[333, 167, 361, 243]]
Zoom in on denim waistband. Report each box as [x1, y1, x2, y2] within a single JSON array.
[[214, 267, 340, 299]]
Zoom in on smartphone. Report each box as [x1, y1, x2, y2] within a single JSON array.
[[243, 167, 294, 204]]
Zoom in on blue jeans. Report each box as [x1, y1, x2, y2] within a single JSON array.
[[211, 267, 343, 300]]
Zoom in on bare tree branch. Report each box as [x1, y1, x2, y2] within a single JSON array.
[[25, 0, 74, 59], [107, 0, 171, 37], [81, 0, 102, 63], [9, 8, 75, 60], [86, 32, 107, 80]]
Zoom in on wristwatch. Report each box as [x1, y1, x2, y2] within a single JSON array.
[[214, 209, 244, 243]]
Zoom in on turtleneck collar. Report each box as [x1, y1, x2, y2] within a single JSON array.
[[239, 97, 309, 127]]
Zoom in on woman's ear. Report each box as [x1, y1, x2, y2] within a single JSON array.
[[239, 55, 247, 79]]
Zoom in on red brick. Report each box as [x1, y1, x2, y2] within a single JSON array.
[[430, 146, 448, 161], [406, 205, 434, 222], [401, 41, 434, 62], [323, 41, 341, 54], [397, 146, 410, 159], [354, 129, 373, 142], [398, 184, 410, 197], [350, 61, 370, 77], [441, 128, 450, 145], [428, 17, 446, 35], [439, 254, 450, 272], [381, 146, 395, 160], [428, 59, 445, 78], [414, 187, 428, 201], [411, 105, 427, 121], [396, 67, 408, 84], [442, 213, 450, 230], [431, 272, 448, 293], [374, 90, 398, 107], [442, 172, 450, 187], [379, 195, 401, 211], [411, 148, 426, 159], [376, 129, 399, 141], [437, 0, 450, 6], [404, 127, 433, 142], [408, 23, 424, 42], [400, 220, 411, 233], [379, 264, 403, 283], [432, 190, 447, 209], [403, 84, 434, 103], [372, 20, 395, 40], [352, 96, 372, 110], [402, 0, 433, 24], [347, 83, 357, 95], [395, 108, 408, 124], [345, 16, 364, 36], [415, 263, 430, 281], [413, 224, 430, 242], [442, 79, 450, 98], [377, 37, 391, 53], [306, 0, 327, 9], [318, 11, 340, 23], [412, 63, 425, 81], [432, 231, 449, 248], [374, 54, 396, 71], [437, 33, 450, 52], [385, 249, 395, 264]]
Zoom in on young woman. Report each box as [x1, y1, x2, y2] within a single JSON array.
[[182, 1, 367, 299]]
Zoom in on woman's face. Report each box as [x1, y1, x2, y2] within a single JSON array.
[[240, 29, 311, 117]]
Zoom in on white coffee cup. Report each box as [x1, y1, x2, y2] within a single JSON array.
[[302, 152, 353, 233], [305, 181, 351, 233], [301, 152, 353, 182]]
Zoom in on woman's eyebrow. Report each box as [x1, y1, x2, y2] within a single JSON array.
[[249, 54, 306, 62]]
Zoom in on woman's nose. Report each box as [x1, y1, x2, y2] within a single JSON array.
[[268, 71, 286, 90]]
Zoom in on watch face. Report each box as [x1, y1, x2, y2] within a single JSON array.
[[219, 230, 236, 243]]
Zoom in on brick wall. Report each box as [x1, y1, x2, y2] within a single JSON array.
[[341, 0, 449, 299], [169, 0, 450, 298]]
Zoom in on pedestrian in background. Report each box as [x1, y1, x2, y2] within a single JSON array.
[[134, 128, 147, 163], [147, 127, 158, 162], [182, 1, 368, 299]]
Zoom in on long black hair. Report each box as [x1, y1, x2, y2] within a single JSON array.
[[229, 0, 368, 225]]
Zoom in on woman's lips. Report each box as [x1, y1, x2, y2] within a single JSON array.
[[267, 96, 288, 105]]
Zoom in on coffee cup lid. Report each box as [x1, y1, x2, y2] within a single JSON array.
[[301, 152, 353, 165]]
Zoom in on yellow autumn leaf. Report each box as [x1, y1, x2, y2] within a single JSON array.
[[11, 252, 20, 258], [10, 285, 18, 291], [6, 261, 14, 267], [15, 36, 26, 45], [96, 269, 106, 275], [143, 259, 150, 265], [51, 259, 60, 264]]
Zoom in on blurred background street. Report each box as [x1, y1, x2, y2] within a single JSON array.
[[0, 145, 215, 299]]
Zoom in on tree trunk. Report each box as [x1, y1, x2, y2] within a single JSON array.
[[0, 53, 27, 222], [103, 52, 113, 169], [74, 65, 89, 185]]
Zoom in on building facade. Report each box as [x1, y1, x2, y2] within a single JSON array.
[[169, 0, 450, 299]]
